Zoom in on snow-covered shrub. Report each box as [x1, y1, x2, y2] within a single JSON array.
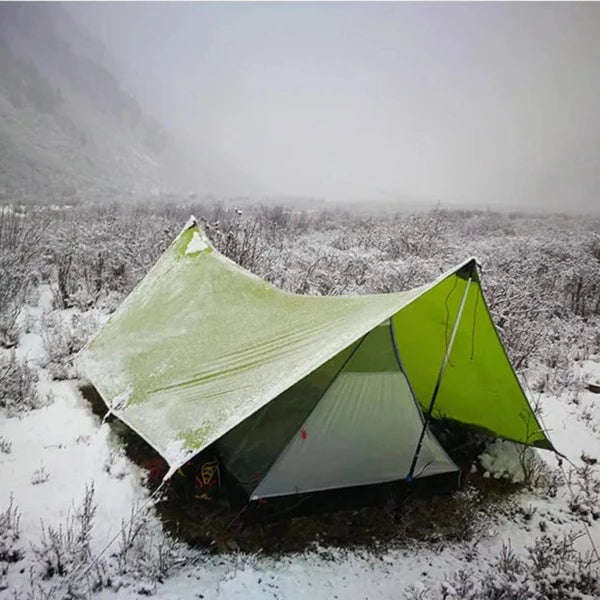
[[27, 478, 180, 597], [481, 253, 554, 371], [449, 486, 488, 542], [365, 257, 437, 295], [0, 436, 11, 455], [18, 308, 38, 336], [0, 494, 23, 590], [203, 209, 292, 286], [403, 582, 432, 600], [481, 533, 599, 600], [440, 570, 479, 600], [474, 228, 600, 371], [41, 312, 100, 380], [0, 207, 48, 348], [31, 463, 50, 486], [0, 352, 43, 416], [47, 206, 180, 311], [563, 258, 600, 318], [32, 483, 107, 595], [433, 532, 600, 599], [518, 446, 552, 490], [26, 481, 180, 597], [292, 250, 369, 295], [379, 206, 449, 260], [110, 505, 181, 593], [568, 458, 600, 523], [529, 316, 596, 394], [539, 468, 562, 500], [536, 365, 580, 396], [52, 239, 113, 311], [0, 494, 22, 563]]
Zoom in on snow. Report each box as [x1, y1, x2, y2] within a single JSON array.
[[130, 545, 466, 600], [479, 440, 526, 483], [0, 292, 154, 594], [111, 386, 132, 411], [0, 383, 147, 553], [180, 214, 198, 235], [185, 230, 209, 254], [162, 440, 195, 476], [535, 359, 600, 467], [2, 269, 600, 597]]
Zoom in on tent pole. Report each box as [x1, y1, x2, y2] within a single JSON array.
[[407, 271, 474, 481]]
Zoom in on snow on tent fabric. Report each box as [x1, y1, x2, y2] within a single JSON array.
[[77, 220, 553, 502]]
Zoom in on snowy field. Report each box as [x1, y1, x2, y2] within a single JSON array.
[[1, 203, 600, 599]]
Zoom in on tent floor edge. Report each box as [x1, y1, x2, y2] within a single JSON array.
[[242, 470, 461, 522]]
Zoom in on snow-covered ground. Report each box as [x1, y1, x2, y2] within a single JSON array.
[[1, 207, 600, 599], [2, 286, 599, 599]]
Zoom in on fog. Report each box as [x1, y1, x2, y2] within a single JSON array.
[[67, 2, 600, 211]]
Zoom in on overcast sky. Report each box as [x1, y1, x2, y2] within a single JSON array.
[[68, 2, 600, 210]]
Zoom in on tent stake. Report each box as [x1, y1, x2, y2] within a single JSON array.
[[407, 269, 474, 482]]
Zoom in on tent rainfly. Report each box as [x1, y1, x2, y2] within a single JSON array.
[[78, 219, 553, 503]]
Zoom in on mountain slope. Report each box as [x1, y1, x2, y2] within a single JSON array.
[[0, 4, 172, 202], [0, 3, 265, 203]]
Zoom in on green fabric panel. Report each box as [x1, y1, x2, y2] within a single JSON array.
[[392, 274, 552, 449], [344, 322, 399, 372], [79, 220, 553, 475], [79, 225, 429, 470], [215, 342, 359, 494]]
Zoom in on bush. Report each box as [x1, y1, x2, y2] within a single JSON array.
[[0, 207, 49, 347], [27, 483, 182, 597], [31, 464, 50, 486], [32, 483, 107, 596], [110, 505, 181, 593], [0, 494, 23, 591], [0, 436, 11, 455], [202, 209, 292, 285], [41, 312, 100, 380], [568, 459, 600, 523], [480, 533, 600, 600], [48, 208, 179, 311], [0, 353, 43, 417], [407, 532, 600, 599]]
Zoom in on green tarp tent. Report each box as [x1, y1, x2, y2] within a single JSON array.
[[78, 219, 553, 502]]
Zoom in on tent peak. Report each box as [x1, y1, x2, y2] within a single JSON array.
[[180, 215, 198, 235], [455, 256, 479, 270]]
